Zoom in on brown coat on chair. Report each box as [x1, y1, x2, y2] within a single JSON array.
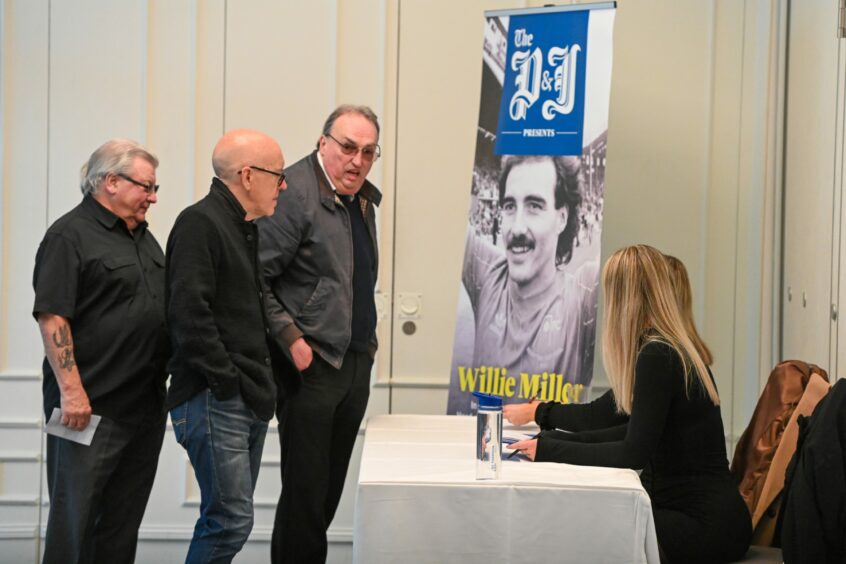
[[731, 360, 830, 544]]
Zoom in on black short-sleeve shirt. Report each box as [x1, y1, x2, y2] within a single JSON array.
[[32, 195, 169, 423]]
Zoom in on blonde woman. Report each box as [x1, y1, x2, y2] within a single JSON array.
[[508, 246, 751, 563]]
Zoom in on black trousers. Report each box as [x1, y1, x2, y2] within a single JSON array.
[[43, 411, 166, 564], [271, 349, 372, 564], [651, 474, 752, 564]]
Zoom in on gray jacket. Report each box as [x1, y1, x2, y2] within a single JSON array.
[[258, 151, 381, 370]]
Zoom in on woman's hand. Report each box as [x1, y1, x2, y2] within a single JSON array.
[[503, 400, 540, 426], [507, 438, 538, 461]]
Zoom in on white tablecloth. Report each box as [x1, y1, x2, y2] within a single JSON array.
[[353, 414, 659, 564]]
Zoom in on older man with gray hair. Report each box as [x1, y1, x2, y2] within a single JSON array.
[[33, 138, 169, 563], [260, 105, 382, 563]]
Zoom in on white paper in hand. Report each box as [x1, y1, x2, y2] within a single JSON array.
[[44, 408, 101, 446]]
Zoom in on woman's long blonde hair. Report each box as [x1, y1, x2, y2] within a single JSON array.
[[601, 245, 719, 414], [664, 254, 713, 366]]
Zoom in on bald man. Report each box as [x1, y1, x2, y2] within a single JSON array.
[[166, 129, 286, 562]]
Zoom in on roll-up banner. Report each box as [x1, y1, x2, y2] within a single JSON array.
[[447, 3, 616, 415]]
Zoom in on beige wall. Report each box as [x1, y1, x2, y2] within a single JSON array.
[[0, 0, 796, 562]]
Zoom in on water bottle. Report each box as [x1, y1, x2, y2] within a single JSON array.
[[473, 392, 502, 480]]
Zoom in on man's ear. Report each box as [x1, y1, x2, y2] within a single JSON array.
[[240, 166, 252, 192], [557, 206, 569, 234], [103, 173, 119, 195]]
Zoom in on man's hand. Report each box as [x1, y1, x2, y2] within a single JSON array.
[[290, 337, 313, 372], [503, 400, 540, 426], [60, 383, 92, 430]]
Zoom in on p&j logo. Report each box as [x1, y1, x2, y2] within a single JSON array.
[[495, 9, 589, 156]]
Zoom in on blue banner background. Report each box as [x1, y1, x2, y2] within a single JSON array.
[[495, 10, 589, 156]]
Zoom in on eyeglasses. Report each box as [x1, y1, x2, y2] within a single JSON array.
[[116, 173, 159, 194], [239, 165, 286, 187], [325, 133, 381, 161]]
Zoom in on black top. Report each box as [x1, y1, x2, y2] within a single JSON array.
[[165, 179, 276, 421], [535, 340, 751, 563], [536, 341, 730, 476], [32, 195, 168, 423], [341, 194, 377, 352], [536, 388, 625, 432]]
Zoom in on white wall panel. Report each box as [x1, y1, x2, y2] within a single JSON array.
[[192, 0, 225, 202], [336, 0, 386, 106], [0, 427, 41, 455], [146, 0, 202, 235], [0, 374, 46, 523], [708, 1, 752, 448], [781, 0, 840, 366], [0, 0, 49, 559], [728, 0, 785, 443], [0, 457, 41, 497], [48, 0, 149, 221], [391, 385, 449, 415], [602, 1, 712, 272], [0, 0, 49, 373], [225, 0, 337, 162], [0, 374, 42, 419]]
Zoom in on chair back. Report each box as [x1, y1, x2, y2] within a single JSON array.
[[730, 360, 830, 544], [749, 373, 829, 544]]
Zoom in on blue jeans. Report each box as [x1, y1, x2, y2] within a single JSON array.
[[171, 389, 268, 563]]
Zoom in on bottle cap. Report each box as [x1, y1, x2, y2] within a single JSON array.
[[472, 392, 503, 410]]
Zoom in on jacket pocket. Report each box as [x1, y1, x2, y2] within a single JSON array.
[[298, 277, 333, 321]]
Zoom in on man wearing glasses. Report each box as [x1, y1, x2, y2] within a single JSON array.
[[166, 128, 286, 562], [259, 105, 382, 563], [33, 139, 169, 563]]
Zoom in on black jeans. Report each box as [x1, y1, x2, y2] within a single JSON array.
[[43, 412, 166, 564], [271, 349, 372, 564]]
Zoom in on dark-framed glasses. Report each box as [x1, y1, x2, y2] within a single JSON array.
[[325, 133, 381, 161], [240, 165, 286, 187], [116, 173, 159, 194]]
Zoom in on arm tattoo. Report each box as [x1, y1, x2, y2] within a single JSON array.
[[58, 348, 76, 371], [52, 324, 72, 348], [52, 324, 76, 372]]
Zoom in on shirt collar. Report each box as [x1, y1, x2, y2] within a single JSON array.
[[82, 193, 146, 233], [315, 151, 376, 205], [211, 177, 251, 221], [316, 151, 355, 202]]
